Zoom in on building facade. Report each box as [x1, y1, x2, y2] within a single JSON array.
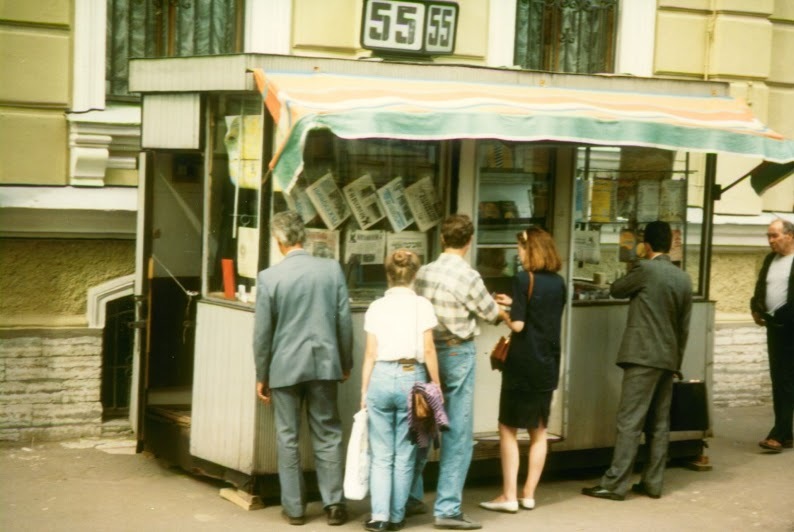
[[0, 0, 791, 441]]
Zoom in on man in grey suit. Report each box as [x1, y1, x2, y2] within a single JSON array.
[[253, 211, 353, 526], [582, 221, 692, 501]]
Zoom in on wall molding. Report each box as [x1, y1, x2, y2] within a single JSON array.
[[87, 274, 136, 329]]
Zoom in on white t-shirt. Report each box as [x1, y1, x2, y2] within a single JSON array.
[[766, 253, 793, 314], [364, 287, 438, 362]]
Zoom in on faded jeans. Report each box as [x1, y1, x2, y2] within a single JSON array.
[[410, 340, 476, 518], [367, 361, 427, 523]]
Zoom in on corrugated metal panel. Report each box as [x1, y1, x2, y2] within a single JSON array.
[[129, 53, 728, 98], [142, 94, 200, 149], [190, 302, 259, 472], [191, 301, 344, 475]]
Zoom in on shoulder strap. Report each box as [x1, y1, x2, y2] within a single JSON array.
[[528, 271, 535, 301]]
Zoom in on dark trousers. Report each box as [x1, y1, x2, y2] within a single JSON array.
[[600, 365, 674, 496], [766, 318, 794, 443], [271, 380, 345, 518]]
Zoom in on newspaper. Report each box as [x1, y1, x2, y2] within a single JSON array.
[[636, 180, 661, 223], [224, 115, 262, 190], [306, 172, 351, 229], [344, 230, 386, 265], [386, 231, 428, 264], [286, 179, 318, 224], [343, 174, 385, 229], [590, 177, 616, 223], [573, 229, 602, 264], [404, 176, 443, 232], [305, 228, 340, 260], [659, 179, 686, 223], [377, 177, 414, 232], [236, 226, 260, 279]]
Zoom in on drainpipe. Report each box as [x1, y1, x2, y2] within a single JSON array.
[[704, 0, 716, 80]]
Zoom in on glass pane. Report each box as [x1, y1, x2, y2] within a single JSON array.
[[205, 95, 264, 304], [475, 140, 554, 294], [514, 0, 617, 74], [571, 146, 703, 301], [271, 134, 445, 307]]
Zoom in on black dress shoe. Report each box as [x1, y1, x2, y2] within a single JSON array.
[[387, 520, 406, 531], [581, 485, 625, 501], [631, 482, 661, 499], [364, 520, 388, 532], [326, 504, 348, 526]]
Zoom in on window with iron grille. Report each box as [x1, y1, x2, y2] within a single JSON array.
[[106, 0, 243, 98], [515, 0, 618, 74]]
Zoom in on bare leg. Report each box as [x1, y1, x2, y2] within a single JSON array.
[[523, 424, 548, 500], [490, 422, 519, 502]]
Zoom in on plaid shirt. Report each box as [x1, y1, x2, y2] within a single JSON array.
[[415, 252, 500, 342]]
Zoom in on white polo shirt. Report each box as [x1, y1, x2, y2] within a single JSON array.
[[364, 287, 438, 362], [766, 253, 793, 314]]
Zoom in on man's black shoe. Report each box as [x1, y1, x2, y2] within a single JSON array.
[[581, 485, 625, 501], [387, 520, 406, 531], [631, 482, 661, 499], [326, 504, 348, 526], [364, 520, 388, 532], [405, 498, 428, 516]]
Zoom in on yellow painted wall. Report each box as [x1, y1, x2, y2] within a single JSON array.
[[710, 15, 772, 79], [655, 11, 708, 76], [0, 108, 68, 185], [0, 239, 135, 325], [0, 0, 71, 186]]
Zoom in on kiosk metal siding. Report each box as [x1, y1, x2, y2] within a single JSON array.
[[142, 94, 201, 150]]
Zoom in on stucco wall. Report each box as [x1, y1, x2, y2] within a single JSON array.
[[0, 239, 135, 325], [710, 250, 768, 315]]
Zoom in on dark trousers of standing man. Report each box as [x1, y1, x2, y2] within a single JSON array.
[[600, 364, 674, 497], [271, 380, 345, 519], [765, 312, 794, 444]]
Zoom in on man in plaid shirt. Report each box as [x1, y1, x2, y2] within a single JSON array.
[[410, 214, 510, 530]]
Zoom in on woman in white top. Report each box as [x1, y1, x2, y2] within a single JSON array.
[[361, 249, 441, 532]]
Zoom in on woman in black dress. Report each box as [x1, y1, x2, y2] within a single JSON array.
[[480, 226, 566, 513]]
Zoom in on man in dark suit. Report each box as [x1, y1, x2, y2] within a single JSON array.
[[751, 218, 794, 453], [582, 221, 692, 501], [253, 211, 353, 526]]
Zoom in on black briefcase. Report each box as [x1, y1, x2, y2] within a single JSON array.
[[669, 380, 709, 431]]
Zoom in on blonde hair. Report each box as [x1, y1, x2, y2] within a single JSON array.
[[385, 249, 421, 287], [517, 226, 562, 273]]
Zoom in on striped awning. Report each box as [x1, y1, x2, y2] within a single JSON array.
[[253, 69, 794, 194]]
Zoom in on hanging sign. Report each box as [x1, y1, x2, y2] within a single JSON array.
[[361, 0, 458, 56]]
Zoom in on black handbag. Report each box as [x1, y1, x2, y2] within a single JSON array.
[[669, 380, 709, 431]]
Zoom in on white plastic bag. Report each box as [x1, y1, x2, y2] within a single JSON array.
[[343, 408, 369, 500]]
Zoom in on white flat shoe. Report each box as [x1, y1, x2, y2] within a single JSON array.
[[479, 500, 519, 513], [519, 498, 535, 510]]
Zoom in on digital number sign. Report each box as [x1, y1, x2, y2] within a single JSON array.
[[361, 0, 458, 56]]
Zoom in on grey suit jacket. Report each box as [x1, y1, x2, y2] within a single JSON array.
[[610, 255, 693, 372], [253, 249, 353, 388]]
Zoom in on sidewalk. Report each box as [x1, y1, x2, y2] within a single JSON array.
[[2, 406, 793, 531]]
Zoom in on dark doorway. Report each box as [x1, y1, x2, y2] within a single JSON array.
[[101, 295, 135, 420]]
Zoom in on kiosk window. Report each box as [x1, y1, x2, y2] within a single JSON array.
[[270, 131, 446, 306], [204, 95, 264, 304], [571, 146, 705, 300]]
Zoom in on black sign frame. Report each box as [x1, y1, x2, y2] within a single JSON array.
[[360, 0, 459, 57]]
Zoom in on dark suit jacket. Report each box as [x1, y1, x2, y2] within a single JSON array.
[[610, 255, 693, 372], [750, 252, 794, 323], [253, 249, 353, 388]]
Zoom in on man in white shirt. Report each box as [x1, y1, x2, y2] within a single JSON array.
[[751, 218, 794, 453]]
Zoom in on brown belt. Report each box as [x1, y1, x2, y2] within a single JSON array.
[[396, 358, 418, 364], [438, 336, 473, 346]]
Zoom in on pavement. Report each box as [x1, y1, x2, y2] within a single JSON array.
[[2, 405, 794, 532]]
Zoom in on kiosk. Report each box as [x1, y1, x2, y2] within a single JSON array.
[[127, 54, 794, 492]]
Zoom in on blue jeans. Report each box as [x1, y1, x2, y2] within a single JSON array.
[[367, 361, 427, 522], [411, 341, 477, 518]]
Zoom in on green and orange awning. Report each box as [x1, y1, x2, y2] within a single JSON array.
[[253, 68, 794, 194]]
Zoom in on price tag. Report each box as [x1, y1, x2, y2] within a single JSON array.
[[361, 0, 458, 55]]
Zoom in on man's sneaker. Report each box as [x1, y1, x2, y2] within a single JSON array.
[[434, 513, 482, 530]]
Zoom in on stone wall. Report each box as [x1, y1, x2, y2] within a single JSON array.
[[712, 321, 771, 407], [0, 328, 104, 442]]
